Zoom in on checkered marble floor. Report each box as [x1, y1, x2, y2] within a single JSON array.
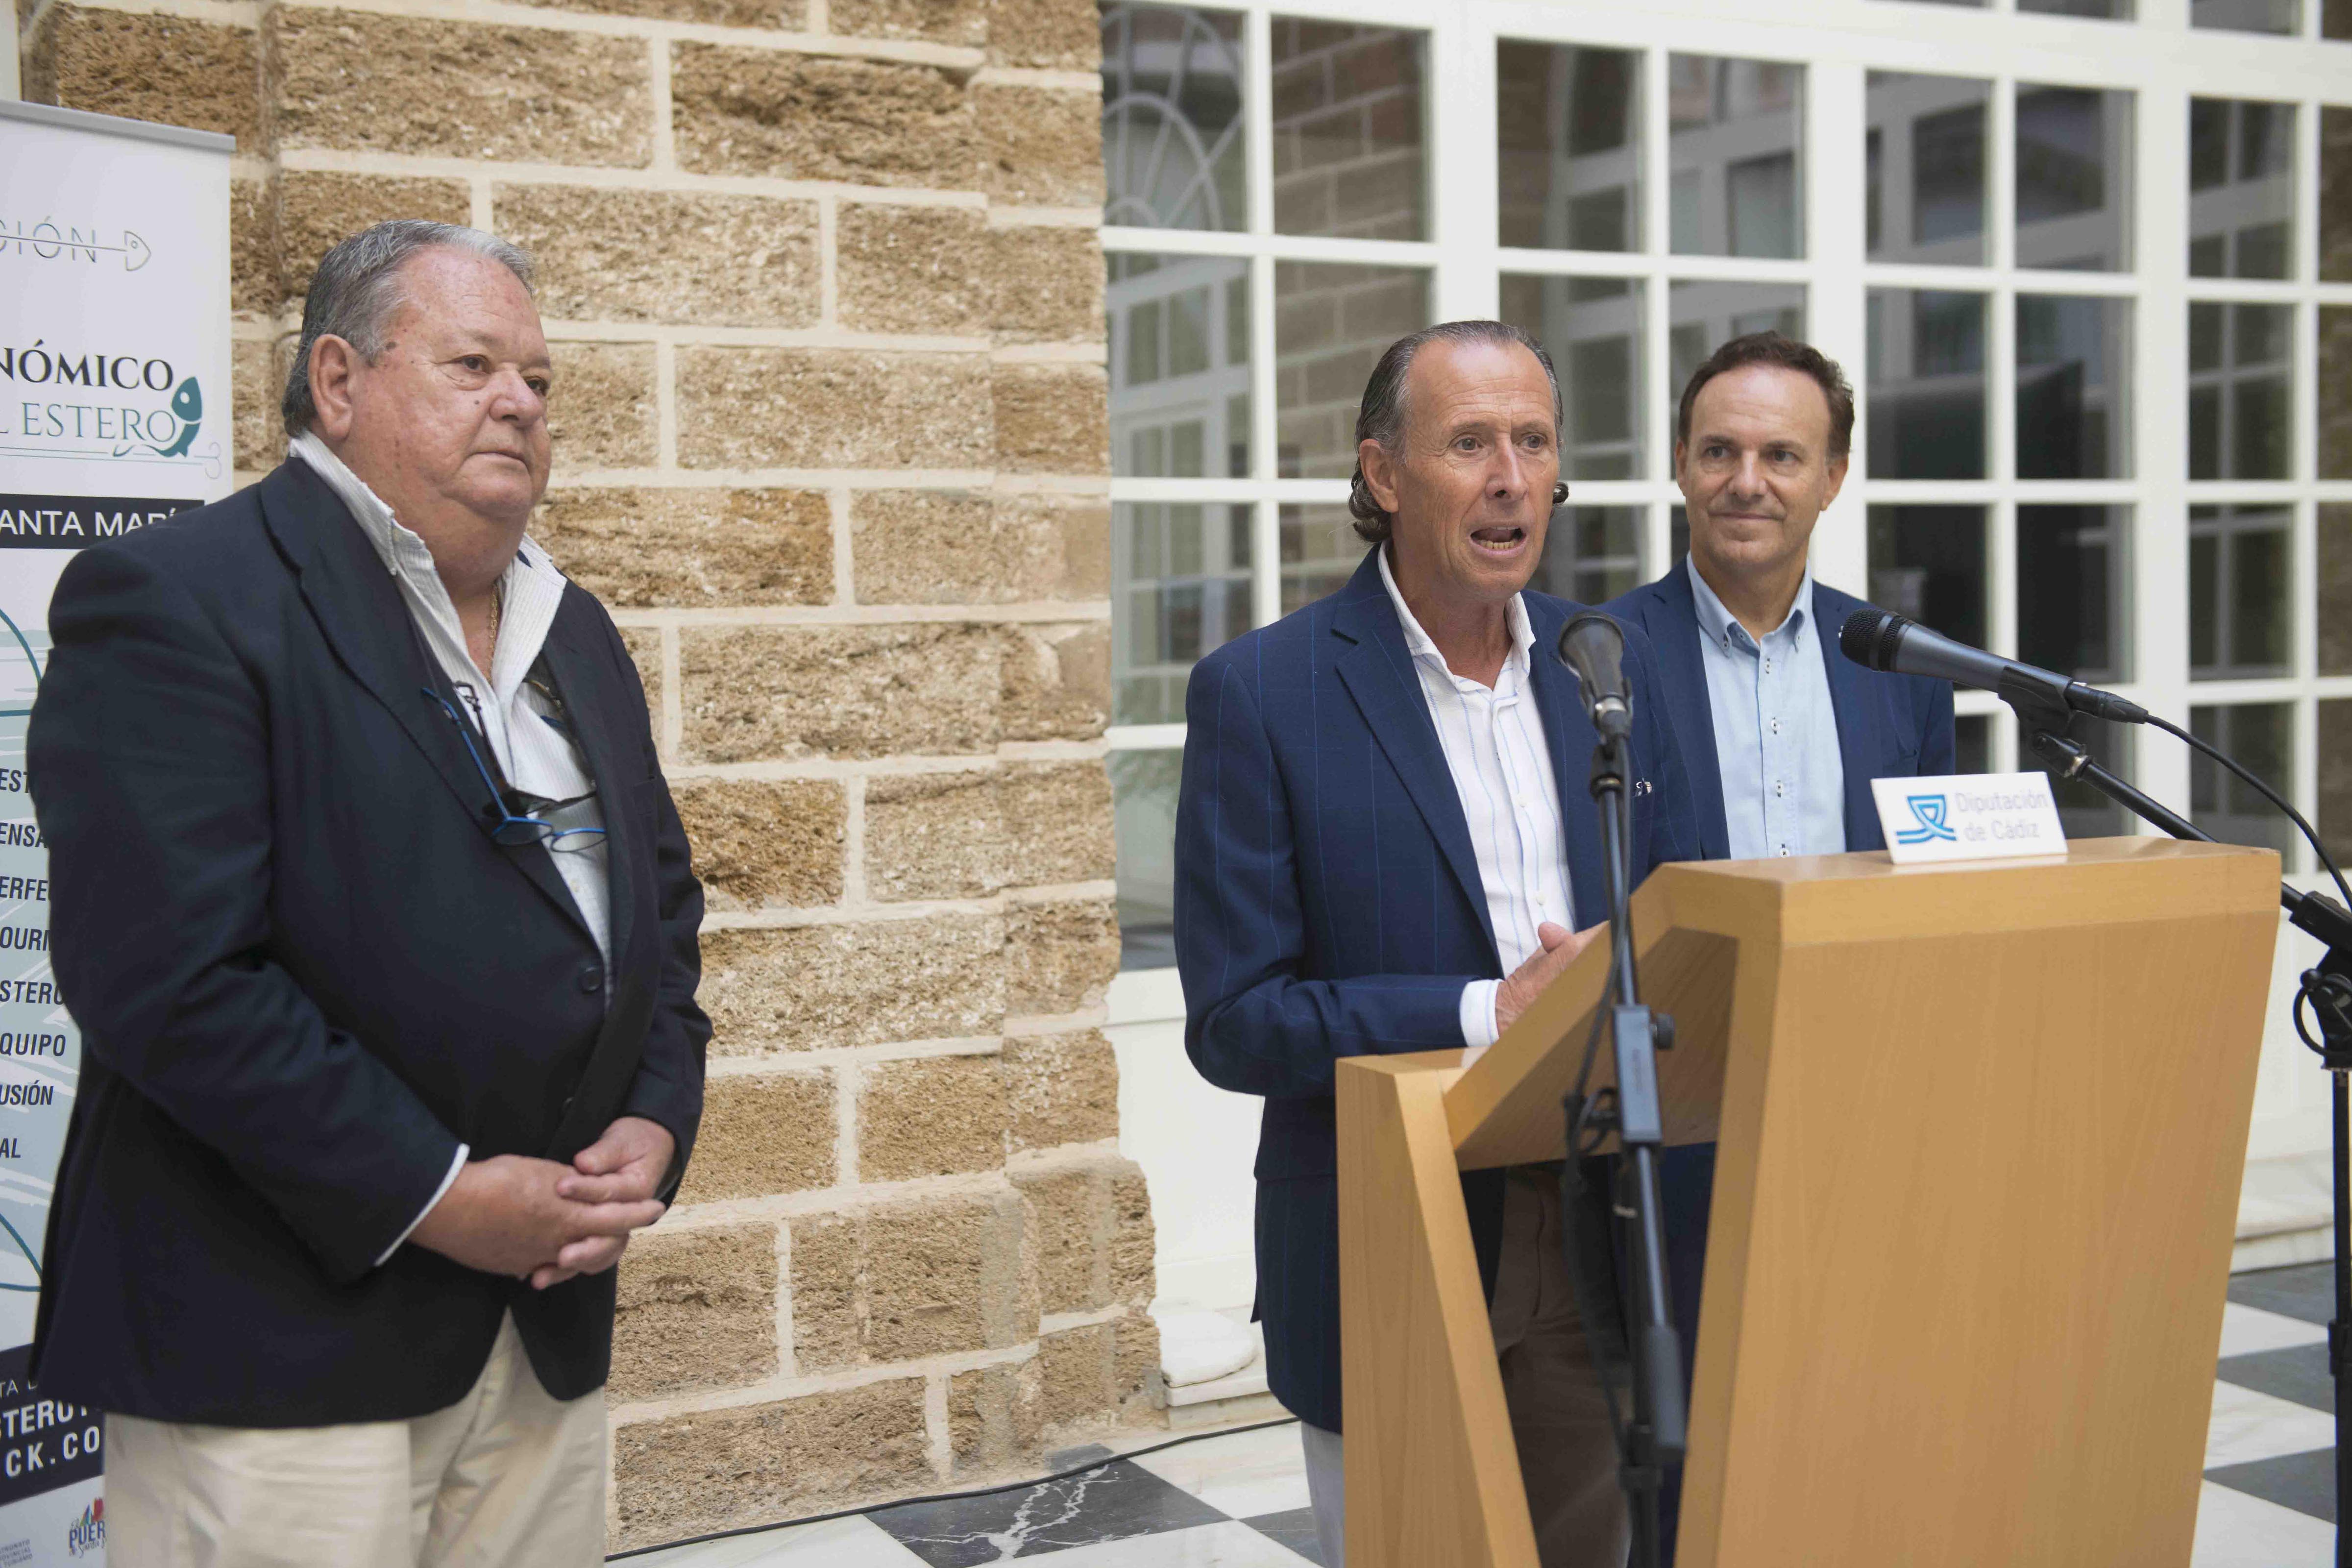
[[622, 1265, 2343, 1567]]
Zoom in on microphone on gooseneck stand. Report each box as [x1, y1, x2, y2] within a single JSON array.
[[1838, 608, 2147, 728], [1558, 612, 1634, 741]]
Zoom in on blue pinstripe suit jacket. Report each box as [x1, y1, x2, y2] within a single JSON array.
[[1172, 547, 1702, 1433]]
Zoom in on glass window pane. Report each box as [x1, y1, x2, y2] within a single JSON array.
[[1667, 280, 1805, 410], [2025, 714, 2133, 838], [2325, 307, 2352, 480], [2325, 505, 2352, 676], [1956, 714, 1993, 774], [1502, 274, 1645, 481], [2016, 295, 2132, 479], [1100, 3, 1247, 232], [1110, 748, 1182, 969], [1271, 20, 1427, 241], [2191, 0, 2299, 29], [2326, 109, 2352, 283], [2191, 703, 2298, 862], [2188, 302, 2293, 481], [1275, 262, 1429, 479], [2017, 506, 2129, 682], [1113, 501, 1254, 724], [2020, 0, 2132, 14], [1109, 254, 1251, 478], [2016, 85, 2133, 272], [1668, 55, 1804, 259], [1867, 74, 1991, 267], [2189, 100, 2296, 281], [1529, 506, 1645, 606], [1868, 505, 1987, 650], [1279, 501, 1367, 614], [2322, 699, 2352, 868], [2190, 504, 2293, 680], [2330, 0, 2352, 37], [1497, 42, 1641, 252], [1867, 289, 1987, 480]]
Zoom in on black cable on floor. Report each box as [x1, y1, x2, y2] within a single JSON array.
[[606, 1413, 1303, 1560]]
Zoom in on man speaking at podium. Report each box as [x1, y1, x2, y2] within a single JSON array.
[[1601, 332, 1953, 1562], [1175, 321, 1699, 1568]]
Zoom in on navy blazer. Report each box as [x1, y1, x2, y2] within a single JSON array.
[[1174, 548, 1702, 1433], [26, 460, 710, 1425], [1602, 567, 1956, 857]]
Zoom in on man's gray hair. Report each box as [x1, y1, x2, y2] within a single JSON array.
[[1346, 320, 1564, 544], [279, 220, 537, 435]]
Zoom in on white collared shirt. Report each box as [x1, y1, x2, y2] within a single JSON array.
[[1375, 548, 1575, 1050], [290, 433, 612, 1262], [1685, 557, 1846, 860]]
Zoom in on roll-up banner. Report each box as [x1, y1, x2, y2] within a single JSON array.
[[0, 98, 234, 1564]]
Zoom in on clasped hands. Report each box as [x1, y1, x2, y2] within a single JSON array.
[[410, 1115, 675, 1290]]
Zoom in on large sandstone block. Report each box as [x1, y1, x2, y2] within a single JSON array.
[[1011, 1153, 1152, 1315], [618, 626, 662, 729], [1002, 1029, 1119, 1152], [948, 1358, 1042, 1472], [534, 487, 831, 608], [672, 46, 978, 187], [850, 491, 1108, 605], [277, 171, 471, 303], [514, 0, 800, 26], [668, 778, 846, 912], [988, 226, 1105, 345], [230, 178, 276, 319], [676, 1069, 837, 1204], [864, 763, 1113, 900], [836, 204, 989, 338], [677, 347, 991, 471], [611, 1221, 779, 1402], [998, 623, 1110, 742], [833, 0, 988, 49], [612, 1378, 931, 1549], [680, 623, 1003, 762], [271, 9, 651, 167], [698, 915, 1005, 1053], [858, 1053, 1008, 1180], [496, 187, 820, 328], [1006, 898, 1119, 1017], [789, 1189, 1031, 1370], [993, 364, 1110, 474], [977, 83, 1104, 207], [232, 338, 287, 475], [1038, 1312, 1159, 1432], [28, 8, 259, 147], [986, 0, 1101, 70], [545, 343, 660, 472]]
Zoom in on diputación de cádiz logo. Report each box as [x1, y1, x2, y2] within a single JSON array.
[[1897, 794, 1959, 846]]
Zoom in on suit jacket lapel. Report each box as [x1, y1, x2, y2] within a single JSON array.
[[1815, 582, 1890, 852], [1648, 569, 1732, 859], [539, 593, 637, 969], [1522, 596, 1610, 930], [258, 461, 599, 940], [1328, 553, 1499, 966]]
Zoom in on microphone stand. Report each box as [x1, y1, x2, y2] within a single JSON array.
[[2029, 724, 2352, 1566], [1559, 722, 1686, 1568]]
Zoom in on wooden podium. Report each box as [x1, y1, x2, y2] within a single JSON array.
[[1336, 837, 2281, 1567]]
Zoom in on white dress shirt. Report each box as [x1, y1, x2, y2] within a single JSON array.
[[290, 434, 613, 1262], [1376, 548, 1575, 1050]]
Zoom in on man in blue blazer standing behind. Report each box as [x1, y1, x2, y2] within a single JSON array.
[[1175, 321, 1701, 1568], [1602, 332, 1955, 1562]]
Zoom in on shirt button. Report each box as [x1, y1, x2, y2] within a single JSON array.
[[578, 962, 605, 993], [1770, 718, 1780, 735]]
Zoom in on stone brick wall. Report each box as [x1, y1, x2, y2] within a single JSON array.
[[19, 0, 1156, 1549]]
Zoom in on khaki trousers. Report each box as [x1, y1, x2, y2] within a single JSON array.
[[105, 1313, 607, 1568], [1302, 1168, 1629, 1568]]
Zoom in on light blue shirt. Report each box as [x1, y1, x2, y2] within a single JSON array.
[[1686, 556, 1846, 861]]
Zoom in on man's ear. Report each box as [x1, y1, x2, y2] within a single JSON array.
[[1359, 438, 1401, 515], [307, 335, 360, 444], [1819, 449, 1850, 513]]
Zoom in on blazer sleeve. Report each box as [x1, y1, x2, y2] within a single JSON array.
[[1626, 624, 1705, 873], [1916, 674, 1958, 776], [610, 620, 710, 1197], [1174, 651, 1479, 1101], [26, 544, 462, 1284]]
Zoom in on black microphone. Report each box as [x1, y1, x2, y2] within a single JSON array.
[[1558, 612, 1634, 741], [1838, 608, 2147, 727]]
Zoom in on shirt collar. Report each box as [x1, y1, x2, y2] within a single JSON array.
[[1685, 554, 1813, 654], [1375, 544, 1536, 682]]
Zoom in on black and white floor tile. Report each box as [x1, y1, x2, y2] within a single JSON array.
[[624, 1266, 2341, 1566]]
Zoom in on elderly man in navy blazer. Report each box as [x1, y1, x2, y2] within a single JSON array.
[[1175, 320, 1701, 1568], [1601, 332, 1954, 1562]]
